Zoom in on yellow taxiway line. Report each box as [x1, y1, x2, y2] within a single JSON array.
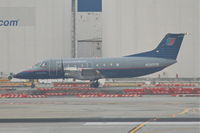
[[128, 118, 158, 133]]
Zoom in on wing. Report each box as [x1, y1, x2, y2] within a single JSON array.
[[64, 67, 103, 80]]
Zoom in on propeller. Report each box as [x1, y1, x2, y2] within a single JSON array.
[[61, 59, 65, 79]]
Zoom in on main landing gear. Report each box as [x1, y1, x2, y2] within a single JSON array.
[[30, 80, 35, 88], [90, 80, 100, 88]]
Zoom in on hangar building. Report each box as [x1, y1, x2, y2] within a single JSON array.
[[0, 0, 199, 78]]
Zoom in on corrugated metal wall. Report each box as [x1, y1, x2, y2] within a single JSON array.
[[102, 0, 200, 77], [0, 0, 71, 74]]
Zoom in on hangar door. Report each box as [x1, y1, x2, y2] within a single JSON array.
[[77, 40, 102, 58]]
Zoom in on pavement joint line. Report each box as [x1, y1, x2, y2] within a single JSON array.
[[0, 118, 199, 123]]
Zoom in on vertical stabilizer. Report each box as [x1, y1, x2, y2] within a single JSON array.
[[127, 33, 185, 60]]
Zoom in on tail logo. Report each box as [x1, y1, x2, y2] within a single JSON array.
[[166, 38, 176, 46]]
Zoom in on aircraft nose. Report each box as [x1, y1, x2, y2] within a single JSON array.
[[13, 71, 33, 79], [13, 72, 24, 79]]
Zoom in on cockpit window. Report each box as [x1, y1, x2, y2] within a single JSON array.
[[33, 62, 42, 68], [33, 61, 48, 68], [40, 62, 48, 68]]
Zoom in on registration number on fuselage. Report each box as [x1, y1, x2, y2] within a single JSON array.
[[145, 63, 159, 67]]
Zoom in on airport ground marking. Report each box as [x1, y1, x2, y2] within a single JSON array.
[[84, 122, 136, 126], [84, 122, 200, 126], [128, 118, 158, 133], [178, 108, 190, 115], [142, 127, 196, 133], [170, 107, 200, 118]]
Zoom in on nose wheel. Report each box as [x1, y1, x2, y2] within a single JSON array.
[[8, 73, 14, 80], [8, 75, 13, 80], [90, 80, 100, 88]]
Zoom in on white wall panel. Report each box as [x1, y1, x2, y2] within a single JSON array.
[[77, 12, 102, 40], [0, 0, 71, 74], [103, 0, 199, 77]]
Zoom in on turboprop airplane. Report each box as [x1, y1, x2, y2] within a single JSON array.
[[13, 33, 185, 88]]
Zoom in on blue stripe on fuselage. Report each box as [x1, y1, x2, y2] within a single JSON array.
[[16, 70, 63, 79]]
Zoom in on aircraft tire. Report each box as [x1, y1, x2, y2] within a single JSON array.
[[31, 84, 35, 88], [90, 81, 99, 88], [8, 75, 12, 80]]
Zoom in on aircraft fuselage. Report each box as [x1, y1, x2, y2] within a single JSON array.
[[14, 57, 176, 80]]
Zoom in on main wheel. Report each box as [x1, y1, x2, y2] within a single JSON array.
[[90, 80, 100, 88], [31, 83, 35, 88]]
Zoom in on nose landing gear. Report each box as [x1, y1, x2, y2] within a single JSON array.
[[8, 73, 14, 80], [30, 80, 35, 88], [31, 83, 35, 88]]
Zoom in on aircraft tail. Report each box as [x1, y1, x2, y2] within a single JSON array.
[[127, 33, 185, 60]]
